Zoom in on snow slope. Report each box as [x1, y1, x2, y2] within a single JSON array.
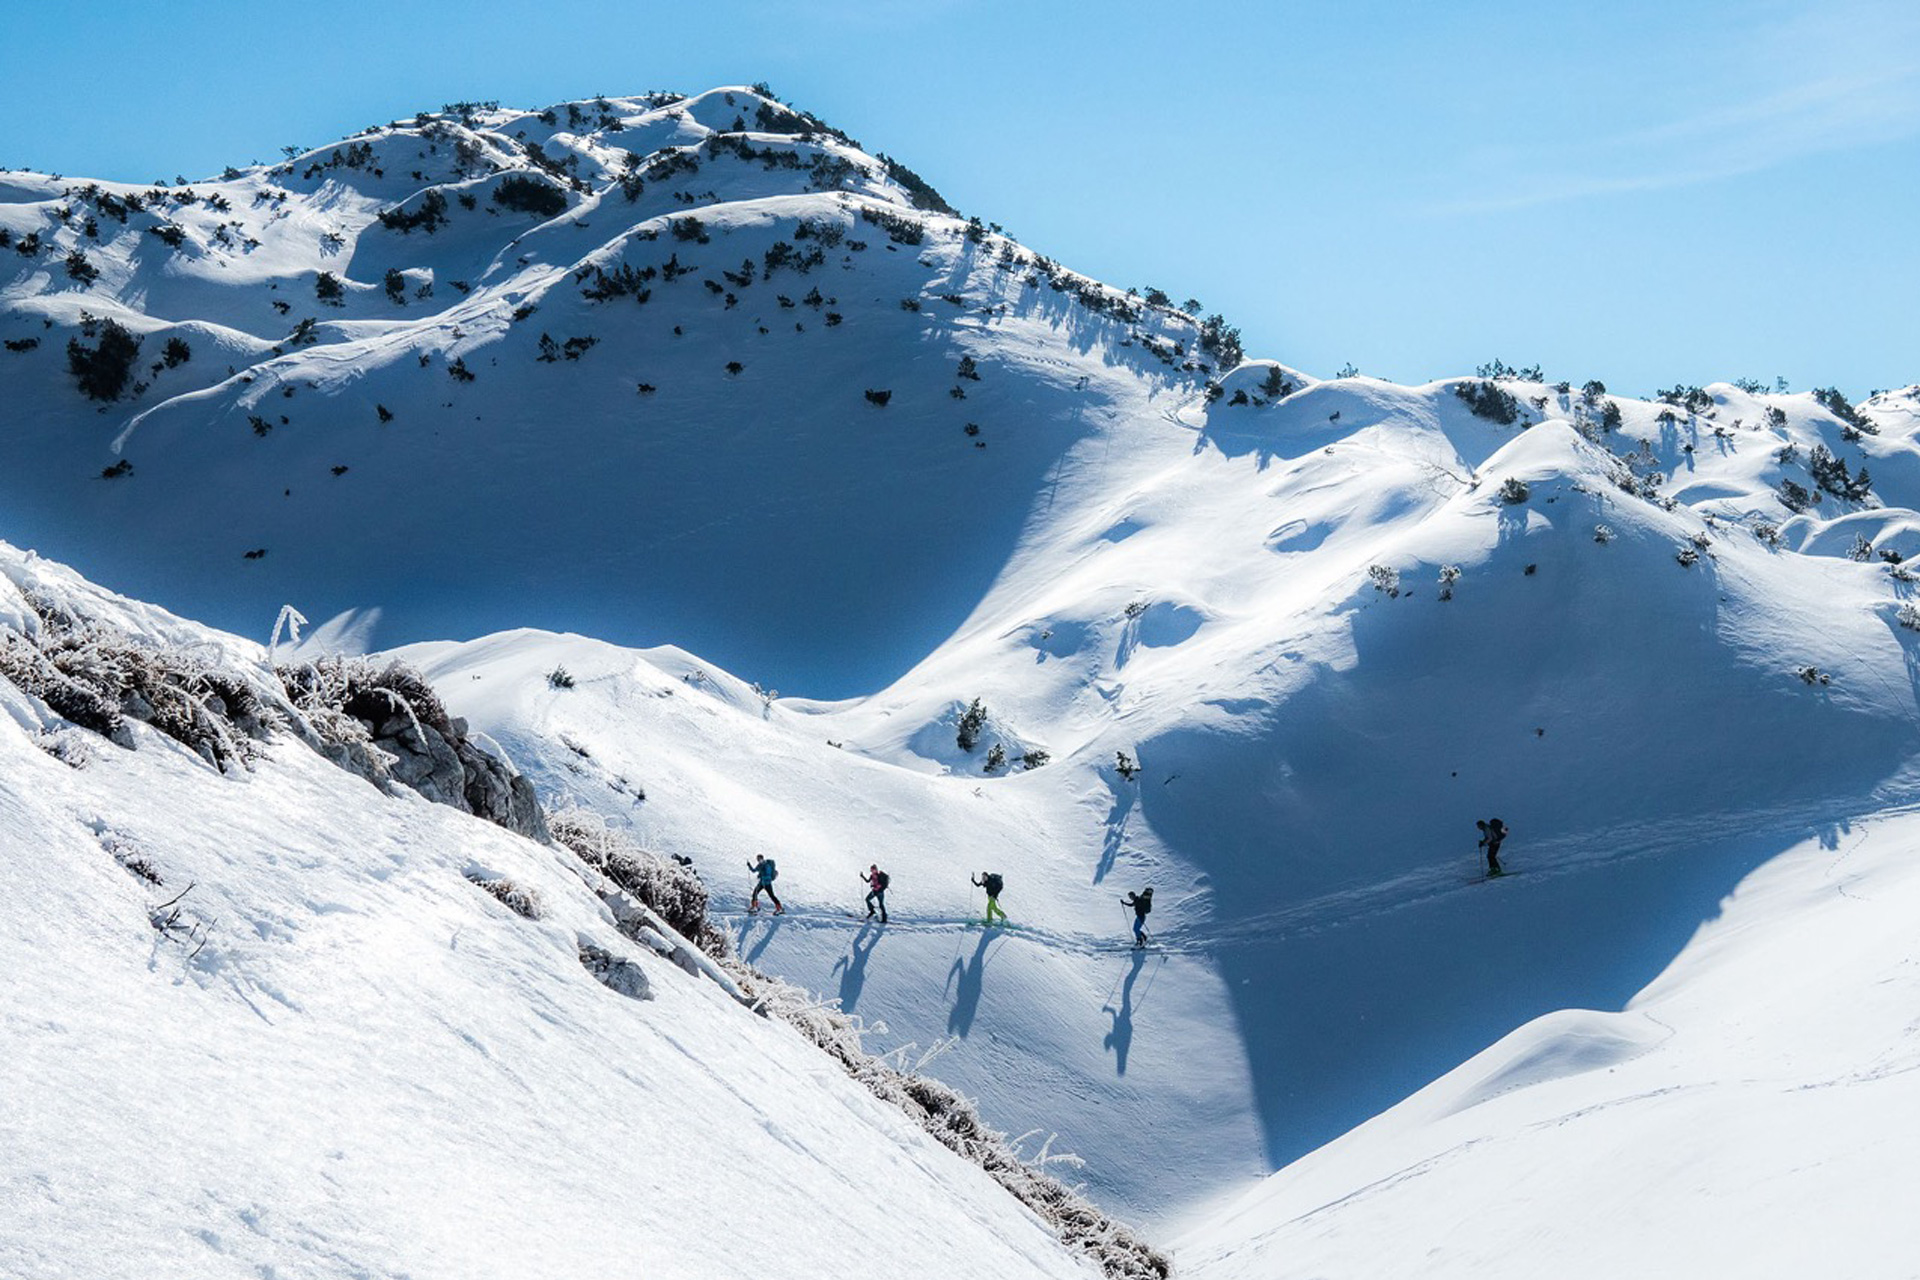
[[1174, 802, 1920, 1278], [0, 87, 1211, 696], [10, 84, 1920, 1261], [0, 541, 1100, 1280], [389, 376, 1920, 1226]]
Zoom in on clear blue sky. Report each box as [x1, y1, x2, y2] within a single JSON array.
[[4, 0, 1916, 396]]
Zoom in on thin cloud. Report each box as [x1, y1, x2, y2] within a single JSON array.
[[1430, 3, 1920, 215]]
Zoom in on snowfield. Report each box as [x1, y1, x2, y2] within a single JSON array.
[[1175, 805, 1920, 1278], [0, 546, 1101, 1280], [7, 82, 1920, 1274]]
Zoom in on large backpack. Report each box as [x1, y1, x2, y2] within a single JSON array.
[[761, 858, 778, 883], [876, 870, 890, 891], [1137, 889, 1153, 915], [983, 872, 1003, 897]]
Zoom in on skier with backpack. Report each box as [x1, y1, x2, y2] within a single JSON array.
[[1121, 887, 1153, 947], [973, 871, 1007, 926], [863, 863, 889, 924], [748, 854, 783, 914], [1477, 818, 1510, 877]]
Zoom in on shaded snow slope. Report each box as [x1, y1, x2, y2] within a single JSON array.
[[1174, 802, 1920, 1278], [393, 381, 1920, 1226], [0, 542, 1096, 1280], [0, 87, 1214, 697]]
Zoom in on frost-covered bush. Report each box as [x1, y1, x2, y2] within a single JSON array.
[[1847, 534, 1876, 562], [1593, 524, 1616, 544], [1437, 564, 1461, 601], [466, 871, 544, 919], [1367, 564, 1400, 597], [546, 665, 575, 689], [549, 809, 727, 956], [1021, 749, 1051, 770], [1676, 545, 1701, 568], [0, 633, 128, 743], [984, 743, 1007, 773], [33, 726, 96, 768], [1498, 477, 1530, 504], [718, 957, 1170, 1278], [1752, 520, 1783, 549], [1, 594, 274, 769], [1115, 750, 1140, 781], [1898, 603, 1920, 632]]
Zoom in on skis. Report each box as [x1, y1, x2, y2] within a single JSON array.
[[1468, 869, 1519, 884]]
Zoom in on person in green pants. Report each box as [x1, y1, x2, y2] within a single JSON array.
[[973, 871, 1007, 926]]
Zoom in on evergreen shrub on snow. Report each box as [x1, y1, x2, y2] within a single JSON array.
[[1454, 379, 1521, 424], [66, 319, 141, 401], [956, 697, 987, 752], [492, 174, 568, 217]]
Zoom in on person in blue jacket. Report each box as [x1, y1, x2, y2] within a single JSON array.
[[1122, 887, 1153, 946], [748, 854, 784, 914]]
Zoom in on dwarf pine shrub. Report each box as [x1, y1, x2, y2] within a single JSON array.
[[957, 698, 987, 752]]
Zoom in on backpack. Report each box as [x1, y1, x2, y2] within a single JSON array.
[[983, 873, 1003, 897], [876, 870, 890, 891], [761, 859, 778, 883], [1136, 890, 1153, 915]]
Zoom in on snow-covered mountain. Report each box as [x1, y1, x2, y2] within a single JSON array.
[[7, 84, 1920, 1272]]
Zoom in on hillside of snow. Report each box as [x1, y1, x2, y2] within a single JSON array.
[[0, 541, 1134, 1280], [8, 83, 1920, 1268], [1174, 803, 1920, 1278]]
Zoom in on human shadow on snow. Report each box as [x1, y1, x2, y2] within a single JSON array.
[[831, 922, 882, 1013], [945, 930, 999, 1037]]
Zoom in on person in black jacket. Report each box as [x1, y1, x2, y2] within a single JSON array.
[[1477, 818, 1510, 877], [973, 871, 1006, 926], [863, 863, 889, 923], [1122, 887, 1153, 947]]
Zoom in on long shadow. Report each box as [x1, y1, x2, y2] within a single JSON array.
[[1096, 776, 1134, 884], [831, 922, 881, 1013], [1101, 949, 1155, 1076], [945, 931, 997, 1037], [739, 916, 783, 965], [1209, 822, 1810, 1168]]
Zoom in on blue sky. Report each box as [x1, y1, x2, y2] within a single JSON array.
[[3, 0, 1915, 395]]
